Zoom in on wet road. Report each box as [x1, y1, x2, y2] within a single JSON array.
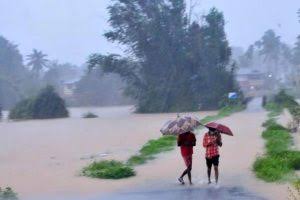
[[100, 186, 265, 200]]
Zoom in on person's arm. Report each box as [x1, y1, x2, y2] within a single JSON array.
[[217, 133, 222, 147], [192, 134, 196, 146], [203, 134, 208, 147], [203, 134, 216, 147], [177, 135, 182, 146]]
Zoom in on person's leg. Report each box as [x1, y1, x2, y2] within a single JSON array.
[[187, 156, 193, 184], [207, 166, 212, 184], [187, 165, 192, 184], [213, 156, 220, 184], [179, 156, 189, 184], [214, 165, 219, 183], [180, 168, 188, 179], [206, 158, 212, 184]]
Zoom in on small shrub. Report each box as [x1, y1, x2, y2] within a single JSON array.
[[82, 160, 135, 179], [82, 112, 98, 118]]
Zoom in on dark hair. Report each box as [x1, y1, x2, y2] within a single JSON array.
[[208, 128, 216, 132]]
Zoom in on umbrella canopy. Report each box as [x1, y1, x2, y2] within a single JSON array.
[[205, 122, 233, 136], [160, 115, 201, 136]]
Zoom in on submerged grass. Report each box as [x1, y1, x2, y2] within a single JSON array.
[[82, 160, 135, 179], [127, 136, 176, 166], [200, 104, 245, 124]]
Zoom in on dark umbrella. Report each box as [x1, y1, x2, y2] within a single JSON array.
[[205, 122, 233, 136]]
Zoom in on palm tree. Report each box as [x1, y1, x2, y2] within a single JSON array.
[[27, 49, 48, 78]]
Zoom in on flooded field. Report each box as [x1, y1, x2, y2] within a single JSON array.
[[0, 106, 216, 199]]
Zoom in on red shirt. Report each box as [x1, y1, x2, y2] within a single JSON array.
[[203, 132, 222, 158], [178, 132, 196, 156]]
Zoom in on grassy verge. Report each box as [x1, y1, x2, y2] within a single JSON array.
[[127, 136, 177, 165], [254, 90, 300, 183], [83, 104, 245, 179], [200, 104, 245, 124], [0, 187, 18, 200], [82, 160, 135, 179]]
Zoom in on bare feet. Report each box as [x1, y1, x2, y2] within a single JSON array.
[[178, 177, 185, 185]]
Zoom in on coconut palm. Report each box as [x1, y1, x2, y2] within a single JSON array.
[[27, 49, 48, 78]]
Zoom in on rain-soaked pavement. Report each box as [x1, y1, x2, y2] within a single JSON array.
[[36, 184, 265, 200], [100, 185, 265, 200]]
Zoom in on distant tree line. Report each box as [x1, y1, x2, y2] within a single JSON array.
[[237, 9, 300, 92], [0, 36, 41, 109], [89, 1, 239, 113], [0, 35, 131, 111]]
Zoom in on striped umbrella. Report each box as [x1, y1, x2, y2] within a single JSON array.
[[160, 115, 202, 136]]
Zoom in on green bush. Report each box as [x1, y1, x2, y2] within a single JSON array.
[[253, 156, 291, 182], [263, 130, 291, 155], [82, 112, 98, 118], [82, 160, 135, 179], [0, 187, 18, 200], [9, 99, 34, 120], [9, 86, 69, 120]]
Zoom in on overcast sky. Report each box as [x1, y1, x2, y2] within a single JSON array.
[[0, 0, 299, 65]]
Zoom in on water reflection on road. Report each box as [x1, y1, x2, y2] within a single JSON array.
[[100, 185, 265, 200]]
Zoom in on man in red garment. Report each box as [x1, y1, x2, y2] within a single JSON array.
[[177, 131, 196, 185]]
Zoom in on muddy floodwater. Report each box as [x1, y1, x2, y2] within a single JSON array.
[[0, 100, 289, 200]]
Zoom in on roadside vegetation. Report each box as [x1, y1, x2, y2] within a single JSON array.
[[9, 86, 69, 120], [82, 160, 135, 179], [253, 90, 300, 183], [0, 187, 18, 200]]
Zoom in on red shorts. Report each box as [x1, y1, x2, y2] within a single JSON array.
[[182, 155, 192, 167]]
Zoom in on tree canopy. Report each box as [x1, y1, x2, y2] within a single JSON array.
[[89, 1, 238, 113], [0, 36, 41, 109], [27, 49, 48, 78], [9, 86, 69, 120]]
